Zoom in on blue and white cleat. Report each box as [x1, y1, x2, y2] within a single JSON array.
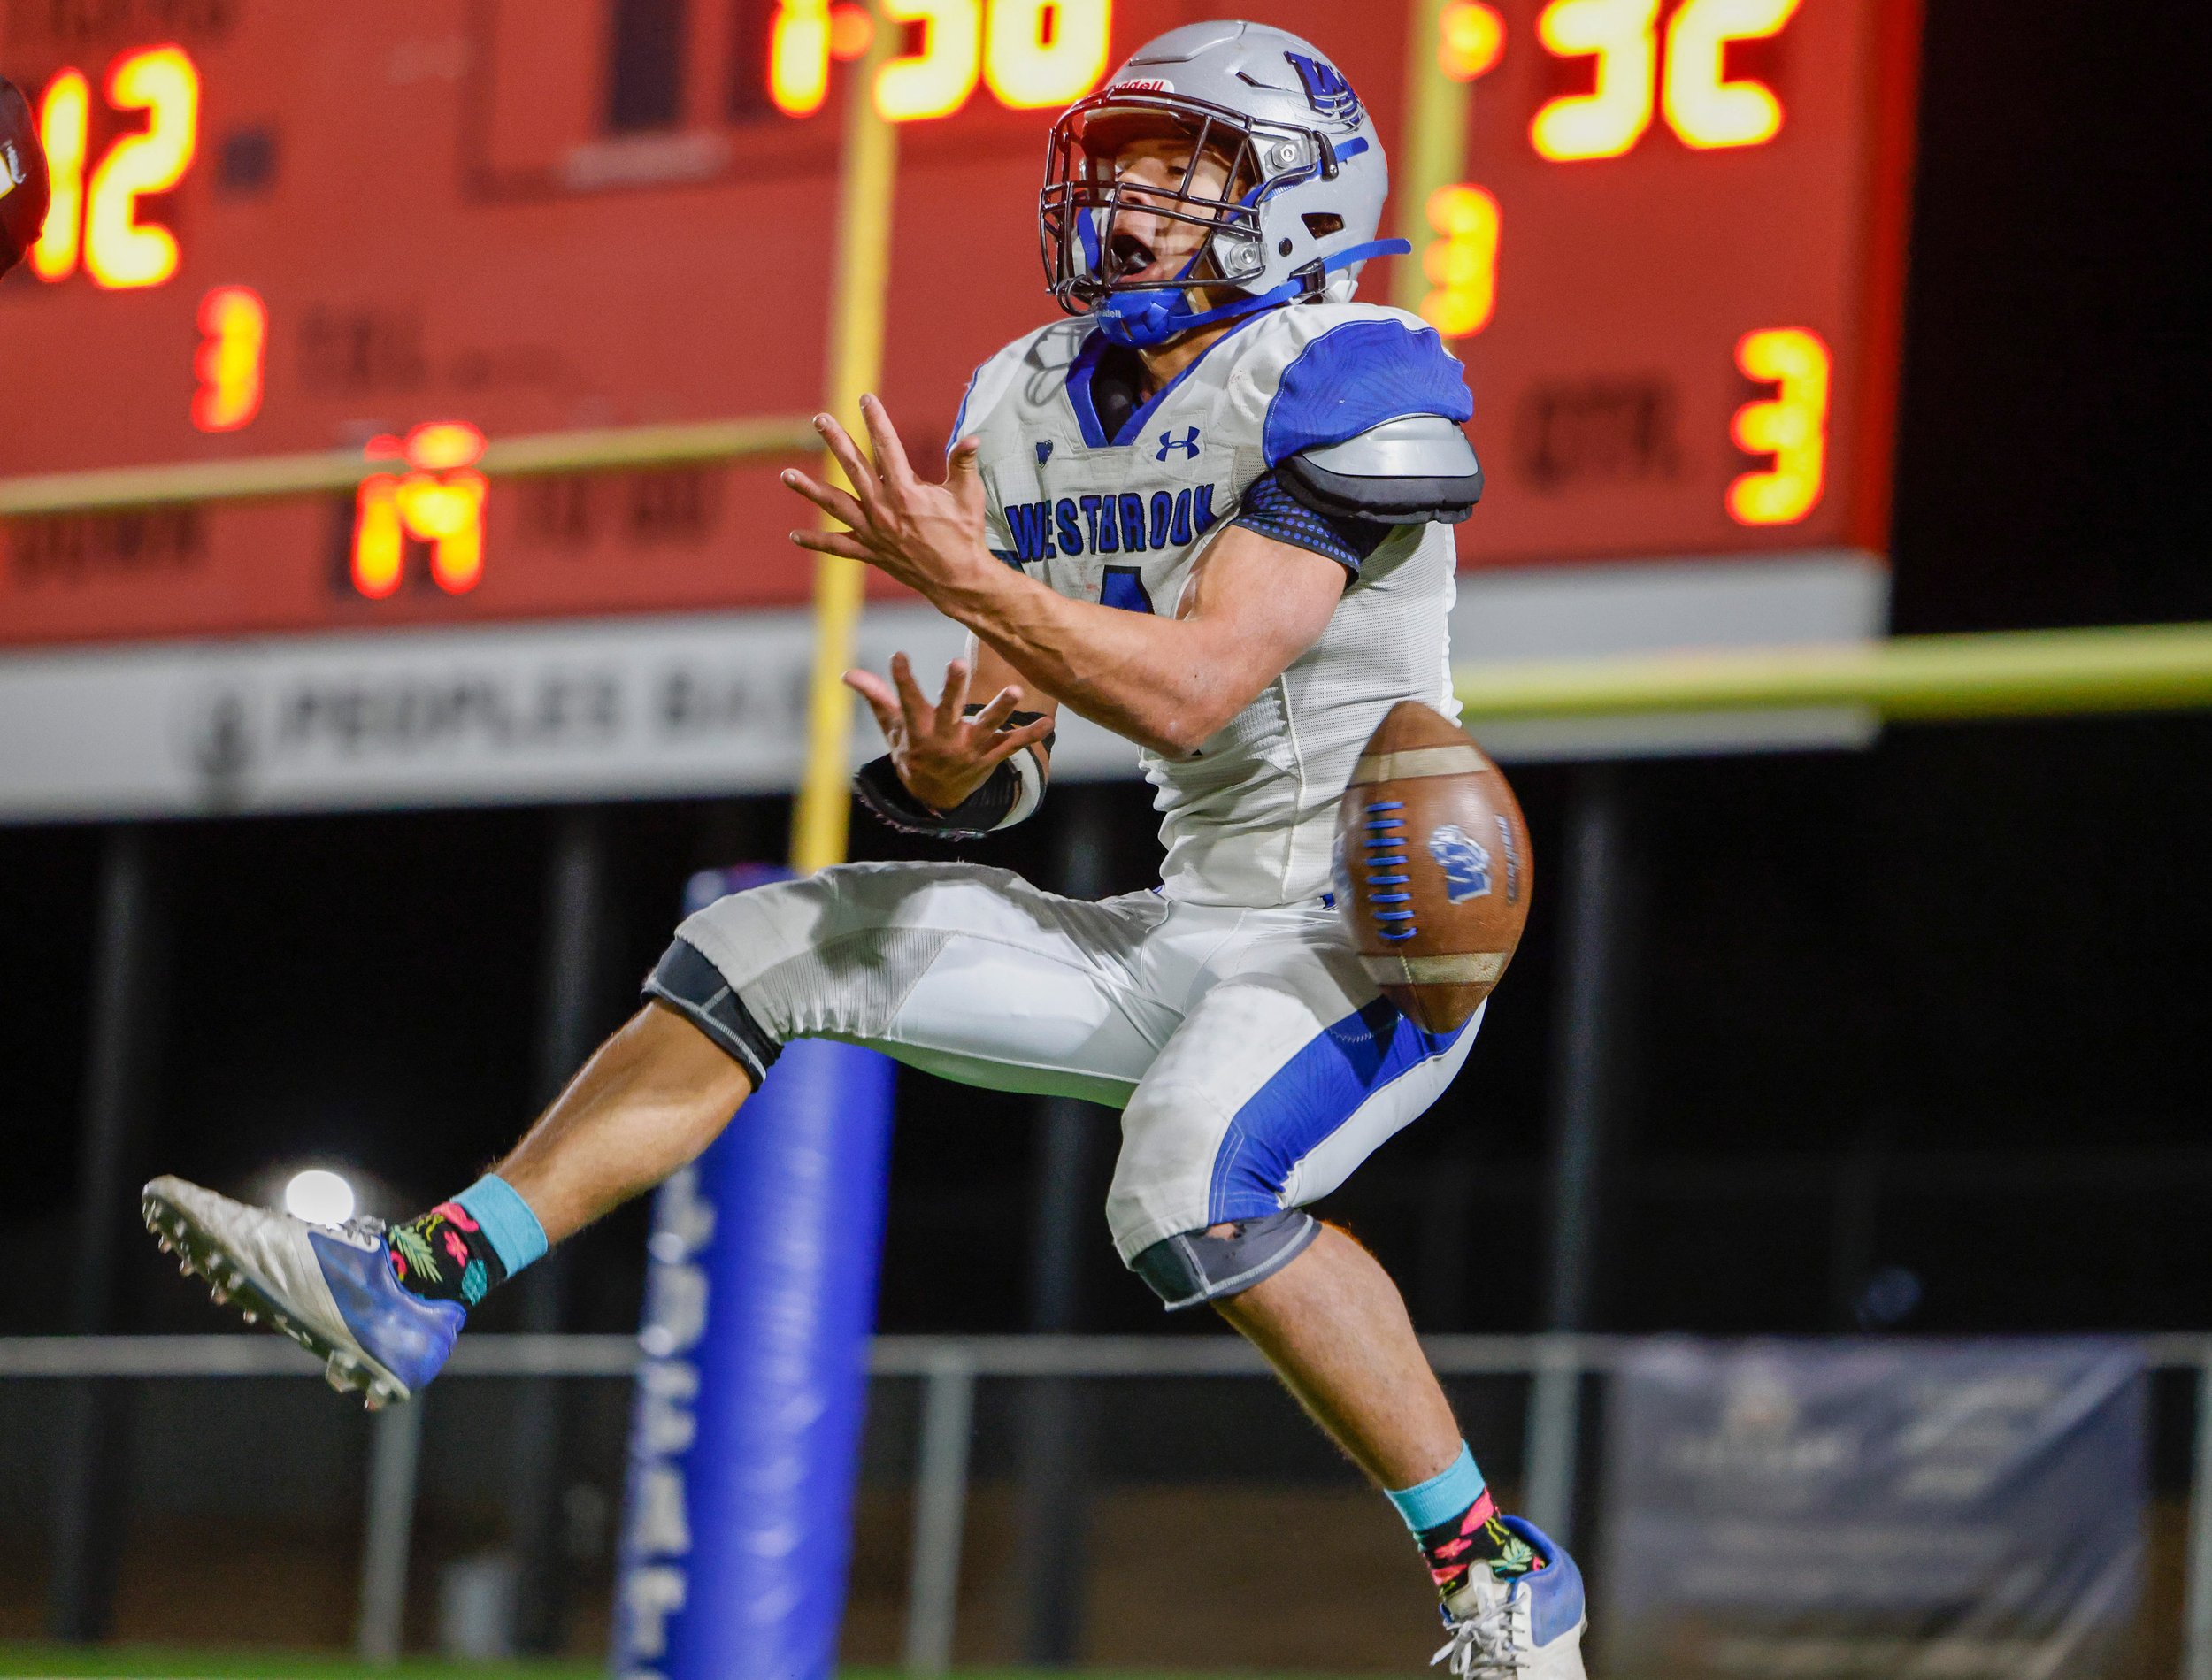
[[142, 1175, 462, 1409], [1431, 1517, 1586, 1677]]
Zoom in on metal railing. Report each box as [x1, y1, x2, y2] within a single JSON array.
[[4, 1331, 2210, 1676]]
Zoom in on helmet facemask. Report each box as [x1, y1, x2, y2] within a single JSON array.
[[1040, 92, 1341, 345]]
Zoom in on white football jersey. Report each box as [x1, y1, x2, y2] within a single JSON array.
[[956, 301, 1472, 909]]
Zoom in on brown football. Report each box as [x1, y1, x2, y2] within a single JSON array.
[[1335, 701, 1533, 1034]]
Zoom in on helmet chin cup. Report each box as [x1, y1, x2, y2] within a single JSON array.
[[1092, 289, 1194, 348], [1093, 249, 1210, 348], [1087, 237, 1410, 348]]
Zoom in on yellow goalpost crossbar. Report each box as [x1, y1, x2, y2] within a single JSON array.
[[0, 416, 824, 519], [1452, 622, 2212, 725], [4, 433, 2209, 731], [4, 426, 2210, 731]]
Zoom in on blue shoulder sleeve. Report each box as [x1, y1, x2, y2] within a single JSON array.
[[1261, 319, 1475, 467]]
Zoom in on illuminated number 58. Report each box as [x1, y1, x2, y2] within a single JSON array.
[[773, 0, 1110, 121], [1532, 0, 1798, 160], [878, 0, 1110, 119]]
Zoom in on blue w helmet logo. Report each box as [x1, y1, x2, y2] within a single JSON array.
[[1155, 426, 1201, 461], [1426, 824, 1494, 903], [1284, 52, 1363, 126]]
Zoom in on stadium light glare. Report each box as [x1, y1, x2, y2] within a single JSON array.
[[284, 1168, 357, 1227]]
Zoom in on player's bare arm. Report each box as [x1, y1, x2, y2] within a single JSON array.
[[786, 396, 1346, 756]]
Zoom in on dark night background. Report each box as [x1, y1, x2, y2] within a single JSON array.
[[3, 0, 2208, 1351]]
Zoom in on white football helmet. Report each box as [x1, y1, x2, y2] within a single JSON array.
[[1040, 20, 1404, 347]]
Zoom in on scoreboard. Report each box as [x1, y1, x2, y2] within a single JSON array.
[[0, 0, 1917, 654]]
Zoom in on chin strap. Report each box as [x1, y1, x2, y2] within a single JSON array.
[[1092, 237, 1413, 348]]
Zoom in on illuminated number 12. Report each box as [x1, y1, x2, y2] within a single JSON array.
[[30, 47, 201, 288]]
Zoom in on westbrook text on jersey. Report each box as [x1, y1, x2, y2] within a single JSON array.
[[1003, 485, 1220, 564]]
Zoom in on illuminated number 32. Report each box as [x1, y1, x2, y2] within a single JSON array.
[[33, 45, 201, 288], [1532, 0, 1801, 161]]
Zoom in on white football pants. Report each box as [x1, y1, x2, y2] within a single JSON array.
[[673, 862, 1482, 1262]]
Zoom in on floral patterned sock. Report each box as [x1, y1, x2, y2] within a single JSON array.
[[1418, 1489, 1543, 1600], [386, 1201, 507, 1308]]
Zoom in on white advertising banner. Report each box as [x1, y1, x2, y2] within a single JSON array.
[[0, 552, 1886, 821]]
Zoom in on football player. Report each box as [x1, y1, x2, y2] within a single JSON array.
[[143, 23, 1584, 1674]]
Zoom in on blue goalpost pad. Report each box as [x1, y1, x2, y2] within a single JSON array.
[[612, 870, 897, 1680]]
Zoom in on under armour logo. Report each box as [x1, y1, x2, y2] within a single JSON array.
[[1285, 52, 1363, 126], [1155, 426, 1202, 461]]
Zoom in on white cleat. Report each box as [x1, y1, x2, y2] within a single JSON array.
[[1432, 1518, 1586, 1678], [141, 1175, 464, 1409]]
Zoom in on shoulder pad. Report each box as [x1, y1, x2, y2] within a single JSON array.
[[1279, 415, 1483, 525]]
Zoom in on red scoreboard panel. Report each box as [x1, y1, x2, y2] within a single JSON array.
[[0, 0, 1917, 652]]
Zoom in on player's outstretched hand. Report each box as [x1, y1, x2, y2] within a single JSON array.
[[782, 394, 993, 599], [843, 652, 1053, 813]]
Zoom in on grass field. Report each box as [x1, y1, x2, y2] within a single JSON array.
[[0, 1649, 1312, 1680]]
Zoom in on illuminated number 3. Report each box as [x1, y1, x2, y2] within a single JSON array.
[[1532, 0, 1800, 161], [192, 285, 267, 433], [1727, 327, 1829, 525], [1420, 184, 1502, 341]]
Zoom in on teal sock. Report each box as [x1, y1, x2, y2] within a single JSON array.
[[452, 1175, 549, 1277], [1387, 1443, 1535, 1596], [386, 1175, 547, 1308], [1388, 1441, 1486, 1532]]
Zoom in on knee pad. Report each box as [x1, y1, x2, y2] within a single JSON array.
[[641, 937, 781, 1092], [1129, 1209, 1320, 1311]]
